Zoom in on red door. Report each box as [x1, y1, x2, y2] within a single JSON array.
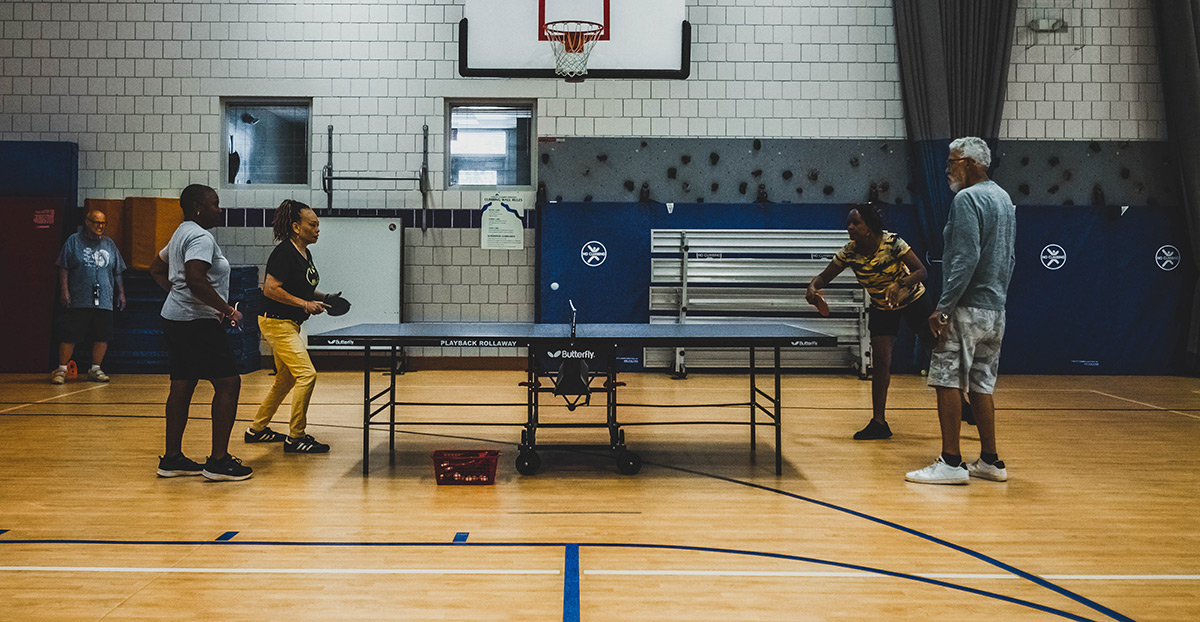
[[0, 197, 66, 372]]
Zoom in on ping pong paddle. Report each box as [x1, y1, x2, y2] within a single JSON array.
[[811, 292, 830, 317], [325, 294, 351, 317]]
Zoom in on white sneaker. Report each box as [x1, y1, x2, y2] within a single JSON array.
[[87, 367, 110, 382], [966, 458, 1008, 482], [905, 457, 968, 485], [49, 369, 66, 385]]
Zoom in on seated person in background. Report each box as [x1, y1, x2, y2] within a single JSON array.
[[806, 203, 933, 440]]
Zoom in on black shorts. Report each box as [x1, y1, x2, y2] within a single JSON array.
[[56, 308, 114, 343], [163, 318, 239, 381], [868, 293, 935, 348]]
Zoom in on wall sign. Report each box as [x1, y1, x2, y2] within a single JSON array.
[[1040, 244, 1066, 270], [581, 241, 607, 267], [1156, 245, 1180, 271]]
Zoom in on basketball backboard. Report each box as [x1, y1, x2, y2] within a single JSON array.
[[460, 0, 689, 79]]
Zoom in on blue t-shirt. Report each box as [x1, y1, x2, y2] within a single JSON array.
[[56, 233, 126, 310]]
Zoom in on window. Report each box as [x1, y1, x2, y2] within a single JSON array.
[[446, 102, 534, 188], [222, 99, 311, 186]]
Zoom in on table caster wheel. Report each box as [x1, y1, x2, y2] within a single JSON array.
[[616, 451, 642, 475], [516, 451, 541, 475]]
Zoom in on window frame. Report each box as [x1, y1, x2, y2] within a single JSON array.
[[444, 98, 537, 191], [220, 97, 313, 189]]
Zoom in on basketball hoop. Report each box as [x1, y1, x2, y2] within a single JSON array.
[[543, 20, 605, 81]]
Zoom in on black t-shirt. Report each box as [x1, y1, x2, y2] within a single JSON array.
[[263, 241, 319, 323]]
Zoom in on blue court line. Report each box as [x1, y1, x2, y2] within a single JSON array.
[[0, 536, 1105, 621], [453, 532, 469, 543], [660, 464, 1134, 622], [563, 544, 580, 622], [216, 532, 238, 541]]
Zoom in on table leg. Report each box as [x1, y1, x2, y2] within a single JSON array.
[[389, 345, 397, 461], [363, 344, 371, 476], [775, 346, 782, 476], [749, 346, 757, 454]]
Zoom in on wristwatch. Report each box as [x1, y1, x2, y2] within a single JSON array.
[[938, 312, 949, 322]]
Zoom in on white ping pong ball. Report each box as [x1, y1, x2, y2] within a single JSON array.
[[550, 282, 559, 290]]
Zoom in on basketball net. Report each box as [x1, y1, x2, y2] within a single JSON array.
[[543, 20, 604, 80]]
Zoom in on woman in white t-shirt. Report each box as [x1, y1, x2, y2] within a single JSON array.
[[148, 184, 252, 482]]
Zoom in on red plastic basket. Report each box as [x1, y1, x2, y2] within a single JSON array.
[[432, 450, 499, 485]]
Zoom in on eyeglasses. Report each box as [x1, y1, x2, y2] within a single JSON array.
[[85, 219, 107, 225]]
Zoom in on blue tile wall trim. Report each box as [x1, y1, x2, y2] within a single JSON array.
[[255, 208, 543, 229]]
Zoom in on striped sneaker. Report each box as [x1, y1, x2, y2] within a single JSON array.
[[157, 454, 204, 478], [284, 434, 330, 454], [244, 426, 286, 443]]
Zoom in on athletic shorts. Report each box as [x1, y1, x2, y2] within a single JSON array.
[[868, 293, 934, 349], [927, 306, 1006, 394], [56, 308, 114, 343], [163, 318, 239, 381]]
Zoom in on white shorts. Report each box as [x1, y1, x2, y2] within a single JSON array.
[[927, 306, 1006, 394]]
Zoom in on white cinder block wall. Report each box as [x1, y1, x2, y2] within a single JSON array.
[[0, 0, 1165, 357]]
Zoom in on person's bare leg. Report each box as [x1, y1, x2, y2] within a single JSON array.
[[209, 375, 241, 459], [968, 391, 997, 455], [58, 343, 74, 367], [870, 336, 893, 424], [165, 379, 198, 456], [935, 386, 963, 457], [92, 341, 108, 367]]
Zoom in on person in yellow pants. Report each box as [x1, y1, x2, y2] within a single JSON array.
[[245, 199, 335, 453]]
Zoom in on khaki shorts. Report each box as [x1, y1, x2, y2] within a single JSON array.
[[927, 307, 1006, 394]]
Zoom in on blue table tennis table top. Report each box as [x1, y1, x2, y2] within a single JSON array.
[[309, 322, 836, 349]]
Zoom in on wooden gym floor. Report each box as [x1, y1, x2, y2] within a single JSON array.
[[0, 369, 1197, 621]]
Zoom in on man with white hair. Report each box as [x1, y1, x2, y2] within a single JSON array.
[[51, 208, 127, 384], [906, 136, 1016, 485]]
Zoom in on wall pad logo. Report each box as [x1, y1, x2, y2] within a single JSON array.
[[328, 339, 355, 345], [1040, 244, 1066, 270], [1156, 245, 1180, 271]]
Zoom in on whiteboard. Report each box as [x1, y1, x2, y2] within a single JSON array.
[[305, 217, 403, 349]]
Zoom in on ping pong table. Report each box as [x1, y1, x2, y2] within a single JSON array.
[[309, 322, 836, 476]]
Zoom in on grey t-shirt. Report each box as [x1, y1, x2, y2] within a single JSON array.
[[159, 221, 231, 321], [56, 233, 126, 310], [937, 180, 1017, 313]]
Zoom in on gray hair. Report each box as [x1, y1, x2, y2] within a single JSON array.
[[949, 136, 991, 167]]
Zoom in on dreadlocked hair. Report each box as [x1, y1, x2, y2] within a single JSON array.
[[853, 202, 885, 236], [272, 199, 313, 242]]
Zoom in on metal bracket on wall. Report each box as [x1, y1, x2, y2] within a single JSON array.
[[321, 124, 431, 231]]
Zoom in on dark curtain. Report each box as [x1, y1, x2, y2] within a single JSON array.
[[893, 1, 1017, 260], [1151, 0, 1200, 370]]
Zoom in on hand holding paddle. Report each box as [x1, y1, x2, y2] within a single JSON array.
[[325, 291, 352, 317], [805, 284, 831, 317]]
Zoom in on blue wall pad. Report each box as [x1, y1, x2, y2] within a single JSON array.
[[0, 141, 79, 232], [537, 201, 1193, 374], [1003, 204, 1193, 374]]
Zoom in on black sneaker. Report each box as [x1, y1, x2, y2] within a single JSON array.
[[853, 419, 893, 440], [201, 454, 253, 481], [157, 454, 203, 478], [284, 434, 330, 454], [244, 426, 286, 443]]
